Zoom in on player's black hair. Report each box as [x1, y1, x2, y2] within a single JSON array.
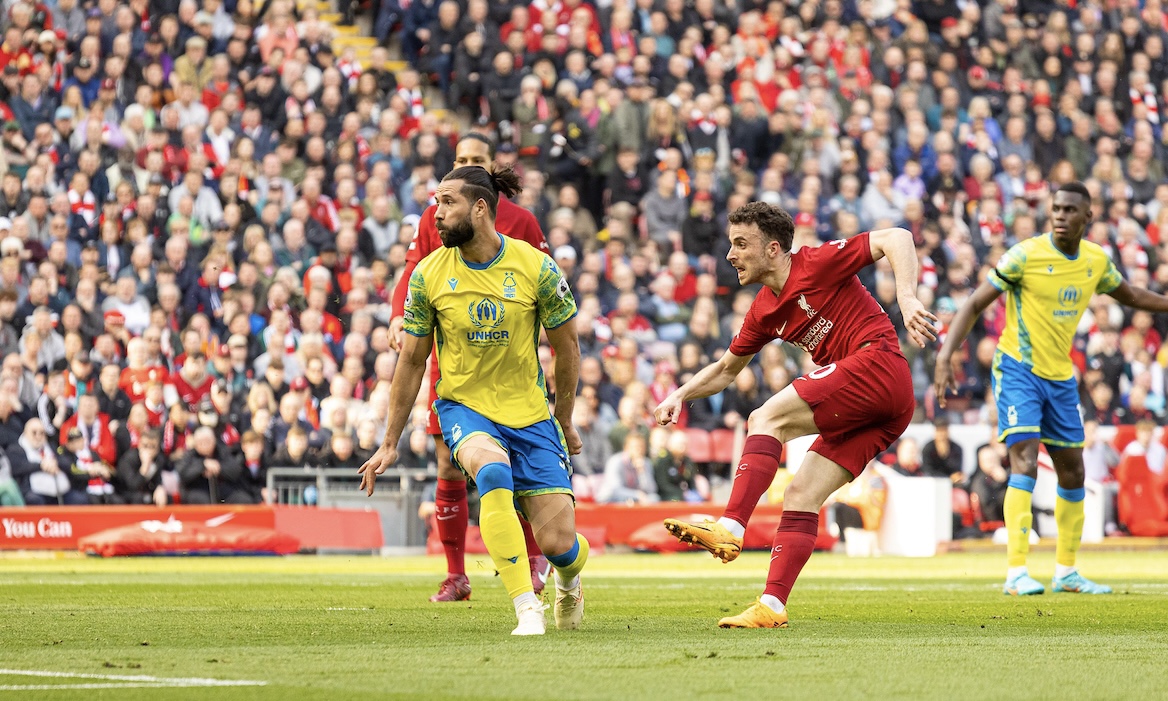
[[728, 201, 795, 252], [443, 165, 522, 217], [1056, 181, 1091, 203], [457, 132, 495, 158]]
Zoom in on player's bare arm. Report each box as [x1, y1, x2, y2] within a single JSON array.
[[545, 320, 583, 456], [868, 226, 938, 348], [933, 281, 1003, 408], [1106, 280, 1168, 313], [655, 350, 753, 425], [359, 328, 433, 495]]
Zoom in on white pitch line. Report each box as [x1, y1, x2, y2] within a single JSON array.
[[0, 684, 222, 690], [0, 669, 266, 687]]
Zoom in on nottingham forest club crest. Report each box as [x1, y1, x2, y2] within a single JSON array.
[[503, 271, 517, 299], [466, 298, 510, 347]]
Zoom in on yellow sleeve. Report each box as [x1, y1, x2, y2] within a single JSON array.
[[535, 256, 577, 330], [402, 268, 435, 337], [1096, 255, 1124, 295]]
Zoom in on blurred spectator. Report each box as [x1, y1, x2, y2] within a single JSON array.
[[598, 431, 657, 504], [652, 430, 708, 502], [969, 444, 1010, 524], [1121, 419, 1166, 476], [921, 418, 964, 484], [890, 437, 923, 477], [1082, 419, 1120, 535], [177, 425, 244, 504], [10, 420, 87, 505], [116, 429, 170, 506]]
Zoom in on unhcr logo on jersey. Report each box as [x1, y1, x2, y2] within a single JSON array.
[[1058, 285, 1081, 307], [466, 298, 510, 346], [1053, 285, 1082, 319]]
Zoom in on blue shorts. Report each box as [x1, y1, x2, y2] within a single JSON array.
[[991, 351, 1084, 448], [434, 399, 573, 498]]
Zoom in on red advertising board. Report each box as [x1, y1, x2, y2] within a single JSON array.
[[0, 506, 276, 550]]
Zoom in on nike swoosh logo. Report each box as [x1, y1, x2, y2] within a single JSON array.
[[204, 513, 235, 527], [436, 514, 458, 521], [777, 321, 787, 337]]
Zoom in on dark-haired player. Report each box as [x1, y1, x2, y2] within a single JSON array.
[[389, 133, 551, 603], [363, 165, 587, 636], [654, 202, 936, 628], [936, 182, 1168, 596]]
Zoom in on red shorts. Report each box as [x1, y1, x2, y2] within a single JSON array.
[[792, 346, 915, 478]]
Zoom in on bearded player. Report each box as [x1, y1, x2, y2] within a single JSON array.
[[363, 165, 587, 635], [654, 202, 936, 628], [389, 134, 551, 602]]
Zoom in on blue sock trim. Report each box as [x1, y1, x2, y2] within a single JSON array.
[[546, 539, 580, 568], [475, 462, 513, 495], [1056, 486, 1086, 503], [1007, 474, 1037, 492]]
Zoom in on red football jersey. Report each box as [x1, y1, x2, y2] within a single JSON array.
[[168, 374, 214, 409], [729, 232, 901, 366], [390, 197, 548, 319]]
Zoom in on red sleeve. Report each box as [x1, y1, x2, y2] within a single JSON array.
[[727, 294, 776, 357], [391, 205, 439, 319], [806, 232, 875, 285], [520, 212, 549, 252]]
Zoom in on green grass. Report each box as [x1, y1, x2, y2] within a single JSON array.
[[1, 551, 1166, 700]]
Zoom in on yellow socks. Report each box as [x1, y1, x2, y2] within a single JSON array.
[[1055, 486, 1086, 570], [1004, 474, 1036, 569], [476, 463, 532, 600]]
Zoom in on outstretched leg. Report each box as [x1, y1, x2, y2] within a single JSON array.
[[665, 385, 817, 562]]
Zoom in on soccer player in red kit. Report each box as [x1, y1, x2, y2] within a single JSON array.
[[655, 202, 937, 628], [389, 133, 552, 602]]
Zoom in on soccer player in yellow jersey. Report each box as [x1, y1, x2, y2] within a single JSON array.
[[936, 182, 1168, 595], [360, 165, 588, 636]]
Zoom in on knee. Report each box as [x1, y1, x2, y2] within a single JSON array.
[[539, 521, 576, 557], [474, 461, 513, 496], [747, 407, 775, 435], [782, 479, 808, 509], [1056, 464, 1085, 487]]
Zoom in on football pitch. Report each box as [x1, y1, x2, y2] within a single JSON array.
[[1, 550, 1166, 700]]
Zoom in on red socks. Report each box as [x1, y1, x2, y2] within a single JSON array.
[[722, 434, 783, 528], [764, 510, 820, 605], [521, 516, 542, 558], [434, 478, 468, 576]]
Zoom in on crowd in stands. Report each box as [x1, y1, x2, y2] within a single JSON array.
[[0, 0, 1166, 527]]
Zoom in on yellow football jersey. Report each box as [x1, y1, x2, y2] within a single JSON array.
[[990, 233, 1123, 381], [403, 233, 577, 428]]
